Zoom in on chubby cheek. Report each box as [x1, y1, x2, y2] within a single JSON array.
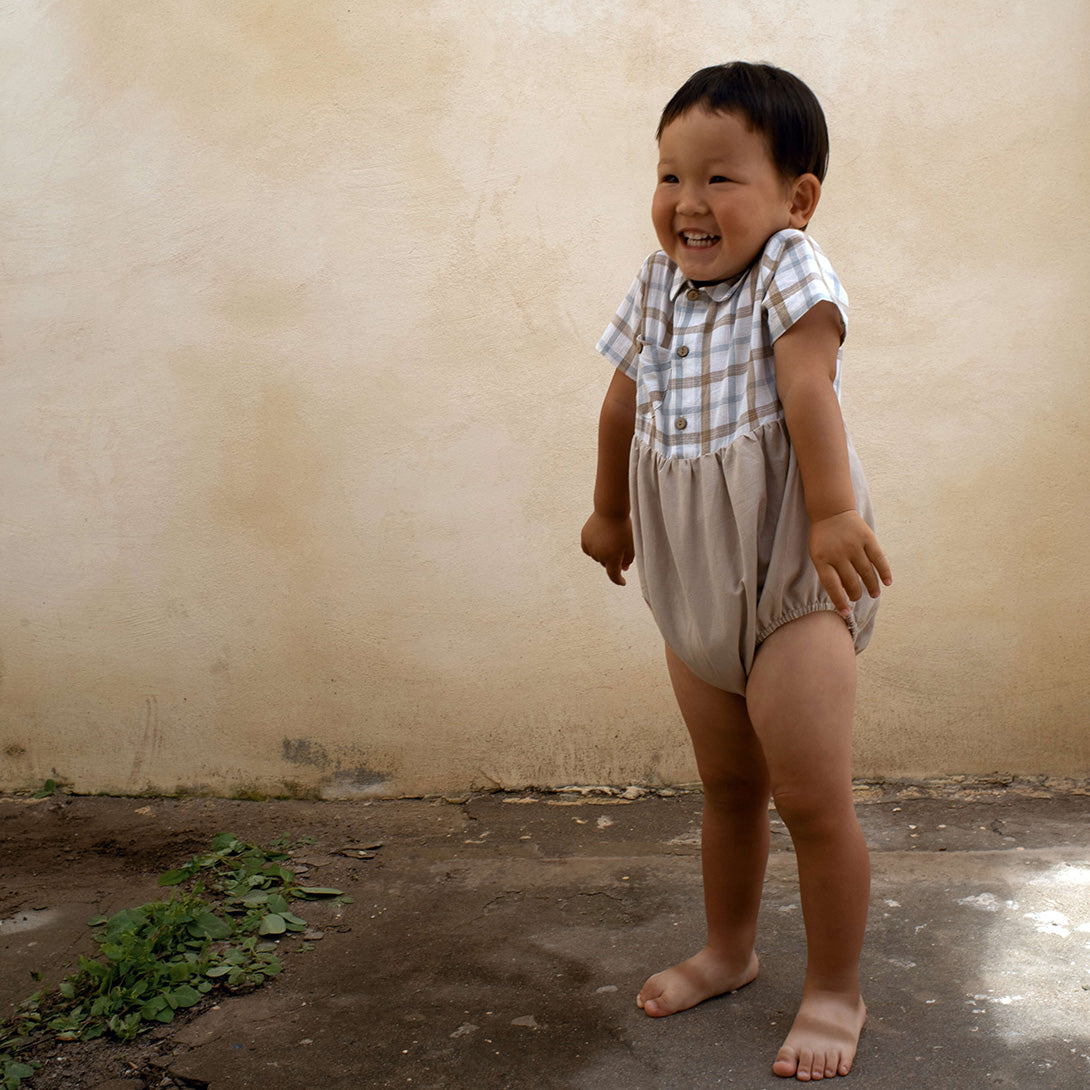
[[651, 195, 674, 251]]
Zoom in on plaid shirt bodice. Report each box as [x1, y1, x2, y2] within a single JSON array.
[[597, 229, 849, 460]]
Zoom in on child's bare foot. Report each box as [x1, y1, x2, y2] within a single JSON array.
[[636, 946, 759, 1017], [772, 990, 866, 1081]]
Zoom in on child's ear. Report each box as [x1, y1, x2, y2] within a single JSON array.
[[787, 173, 821, 228]]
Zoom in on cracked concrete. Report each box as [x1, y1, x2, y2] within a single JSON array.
[[1, 786, 1088, 1088]]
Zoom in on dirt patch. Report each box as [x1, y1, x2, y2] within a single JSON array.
[[1, 794, 383, 1089]]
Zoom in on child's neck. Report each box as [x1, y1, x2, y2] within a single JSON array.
[[691, 269, 747, 289]]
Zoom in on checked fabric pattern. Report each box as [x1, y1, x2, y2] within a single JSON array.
[[597, 228, 849, 461]]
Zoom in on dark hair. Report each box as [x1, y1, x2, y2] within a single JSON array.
[[656, 62, 829, 183]]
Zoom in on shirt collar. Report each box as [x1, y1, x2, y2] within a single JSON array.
[[668, 263, 746, 303]]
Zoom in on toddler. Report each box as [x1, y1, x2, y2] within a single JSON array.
[[581, 62, 891, 1081]]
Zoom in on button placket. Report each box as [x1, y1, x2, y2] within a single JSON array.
[[673, 343, 691, 437]]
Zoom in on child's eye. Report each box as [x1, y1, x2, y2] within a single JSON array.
[[659, 173, 679, 184], [710, 175, 731, 184]]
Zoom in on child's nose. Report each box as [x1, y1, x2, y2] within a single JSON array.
[[676, 185, 709, 215]]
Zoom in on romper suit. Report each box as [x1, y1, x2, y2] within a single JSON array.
[[597, 228, 879, 695]]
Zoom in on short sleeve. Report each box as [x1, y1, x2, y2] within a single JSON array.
[[596, 256, 655, 381], [760, 230, 849, 344]]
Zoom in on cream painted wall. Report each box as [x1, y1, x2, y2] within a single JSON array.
[[2, 1, 1088, 798]]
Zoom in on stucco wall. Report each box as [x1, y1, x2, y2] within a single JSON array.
[[2, 1, 1088, 798]]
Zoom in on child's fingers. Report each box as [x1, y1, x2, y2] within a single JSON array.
[[867, 539, 893, 587], [853, 538, 891, 600], [817, 563, 852, 617], [854, 553, 883, 600], [606, 554, 627, 586]]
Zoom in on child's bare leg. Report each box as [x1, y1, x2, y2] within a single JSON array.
[[638, 644, 769, 1017], [746, 612, 869, 1081]]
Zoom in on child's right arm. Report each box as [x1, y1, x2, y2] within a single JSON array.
[[581, 369, 637, 585]]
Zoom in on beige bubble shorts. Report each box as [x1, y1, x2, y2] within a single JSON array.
[[629, 418, 879, 695]]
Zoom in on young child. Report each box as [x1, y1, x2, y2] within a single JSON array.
[[581, 63, 892, 1081]]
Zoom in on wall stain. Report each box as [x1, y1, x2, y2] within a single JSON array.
[[282, 737, 330, 769], [129, 696, 164, 785], [281, 739, 389, 793], [321, 766, 389, 799]]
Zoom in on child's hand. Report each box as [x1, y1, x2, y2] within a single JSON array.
[[581, 512, 635, 586], [808, 511, 892, 618]]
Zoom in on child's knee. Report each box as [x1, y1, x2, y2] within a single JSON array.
[[770, 783, 848, 837]]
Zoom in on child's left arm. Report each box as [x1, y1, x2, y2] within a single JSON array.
[[774, 301, 892, 617]]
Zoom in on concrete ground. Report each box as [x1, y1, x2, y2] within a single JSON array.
[[1, 785, 1089, 1088]]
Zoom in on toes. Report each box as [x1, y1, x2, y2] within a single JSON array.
[[772, 1049, 798, 1078], [798, 1048, 816, 1080]]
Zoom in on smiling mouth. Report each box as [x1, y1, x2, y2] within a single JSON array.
[[680, 231, 720, 248]]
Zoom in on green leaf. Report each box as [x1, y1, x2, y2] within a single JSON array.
[[192, 911, 232, 940], [258, 914, 286, 935], [281, 912, 307, 931], [32, 779, 57, 798], [205, 965, 233, 978], [294, 887, 343, 897], [58, 981, 76, 1000], [140, 1000, 165, 1018], [169, 985, 202, 1009]]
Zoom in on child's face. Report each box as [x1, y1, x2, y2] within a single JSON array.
[[653, 108, 805, 283]]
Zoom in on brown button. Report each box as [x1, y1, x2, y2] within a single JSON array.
[[676, 345, 689, 357], [675, 417, 688, 430], [687, 289, 700, 301]]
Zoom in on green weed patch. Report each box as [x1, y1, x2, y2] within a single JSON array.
[[0, 832, 349, 1087]]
